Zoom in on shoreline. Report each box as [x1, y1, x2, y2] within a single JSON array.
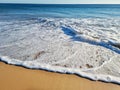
[[1, 55, 120, 84], [0, 61, 120, 90]]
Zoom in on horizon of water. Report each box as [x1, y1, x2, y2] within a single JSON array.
[[1, 4, 120, 18]]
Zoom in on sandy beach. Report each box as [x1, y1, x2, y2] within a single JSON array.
[[0, 62, 120, 90]]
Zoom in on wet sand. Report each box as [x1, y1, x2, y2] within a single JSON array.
[[0, 62, 120, 90]]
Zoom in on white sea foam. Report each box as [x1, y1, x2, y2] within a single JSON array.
[[0, 17, 120, 84]]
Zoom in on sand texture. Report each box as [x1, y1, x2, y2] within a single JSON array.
[[0, 62, 120, 90]]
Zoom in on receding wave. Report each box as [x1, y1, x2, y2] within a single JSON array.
[[0, 17, 120, 84]]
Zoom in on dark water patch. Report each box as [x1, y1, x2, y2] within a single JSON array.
[[61, 26, 120, 54]]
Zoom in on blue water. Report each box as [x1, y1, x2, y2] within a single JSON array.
[[1, 4, 120, 84], [0, 4, 120, 18]]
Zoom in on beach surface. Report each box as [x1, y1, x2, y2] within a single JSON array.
[[0, 62, 120, 90]]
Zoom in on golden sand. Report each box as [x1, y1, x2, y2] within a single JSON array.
[[0, 62, 120, 90]]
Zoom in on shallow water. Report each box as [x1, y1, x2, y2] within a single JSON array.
[[0, 4, 120, 84]]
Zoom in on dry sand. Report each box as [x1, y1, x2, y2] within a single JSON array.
[[0, 62, 120, 90]]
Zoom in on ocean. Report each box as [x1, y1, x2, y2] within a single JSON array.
[[0, 4, 120, 84]]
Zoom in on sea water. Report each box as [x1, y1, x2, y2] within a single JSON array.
[[0, 4, 120, 84]]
